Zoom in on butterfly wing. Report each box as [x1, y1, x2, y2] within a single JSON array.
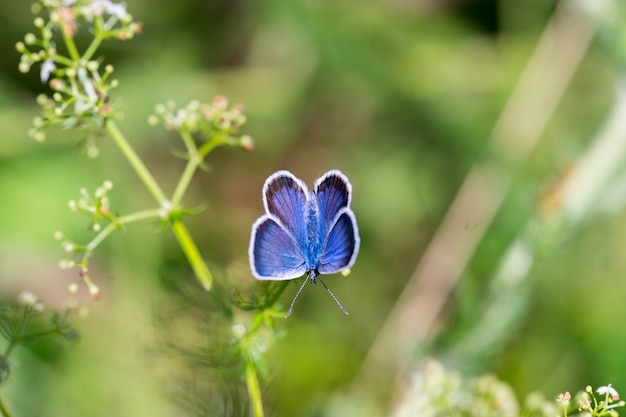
[[318, 208, 360, 274], [314, 170, 359, 274], [249, 215, 307, 280], [250, 170, 309, 280], [314, 170, 351, 237], [263, 170, 309, 248]]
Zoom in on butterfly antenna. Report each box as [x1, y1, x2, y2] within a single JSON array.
[[285, 278, 309, 318], [317, 276, 349, 316]]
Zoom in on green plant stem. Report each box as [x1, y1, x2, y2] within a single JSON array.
[[179, 130, 197, 152], [0, 395, 12, 417], [170, 220, 232, 317], [171, 152, 200, 208], [105, 120, 167, 204], [86, 208, 162, 251], [245, 361, 264, 417], [119, 208, 164, 224], [171, 133, 222, 207], [170, 219, 213, 290], [61, 30, 80, 61], [86, 223, 116, 251], [51, 54, 74, 67], [105, 121, 223, 299], [82, 36, 103, 62], [198, 135, 223, 157]]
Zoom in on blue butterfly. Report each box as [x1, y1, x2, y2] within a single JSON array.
[[249, 170, 360, 317]]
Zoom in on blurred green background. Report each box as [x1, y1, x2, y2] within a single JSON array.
[[1, 0, 626, 416]]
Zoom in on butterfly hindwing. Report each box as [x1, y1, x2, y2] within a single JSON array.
[[318, 208, 360, 274], [249, 215, 307, 280]]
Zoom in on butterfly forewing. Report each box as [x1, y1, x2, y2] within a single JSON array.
[[250, 215, 307, 280], [318, 209, 359, 274], [263, 171, 308, 247], [314, 170, 351, 237]]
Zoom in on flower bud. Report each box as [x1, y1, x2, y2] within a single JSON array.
[[88, 284, 100, 299], [49, 79, 64, 91], [36, 94, 48, 106], [18, 61, 30, 73], [18, 290, 38, 306], [60, 259, 76, 269], [24, 33, 36, 45], [30, 130, 45, 142], [87, 143, 100, 158], [240, 135, 254, 151]]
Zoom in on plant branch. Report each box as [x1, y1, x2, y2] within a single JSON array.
[[171, 132, 225, 206], [105, 120, 167, 204], [0, 395, 12, 417], [169, 220, 233, 317], [171, 152, 201, 208], [82, 36, 103, 63], [169, 219, 213, 291], [61, 30, 80, 61], [245, 361, 264, 417], [86, 208, 163, 251]]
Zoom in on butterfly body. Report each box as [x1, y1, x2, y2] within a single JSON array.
[[249, 170, 359, 315]]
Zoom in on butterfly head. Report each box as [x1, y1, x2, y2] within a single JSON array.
[[307, 269, 319, 284]]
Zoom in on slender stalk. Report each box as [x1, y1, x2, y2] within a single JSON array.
[[170, 152, 201, 208], [82, 36, 103, 63], [171, 133, 223, 207], [198, 135, 222, 157], [105, 120, 167, 204], [179, 130, 197, 152], [86, 208, 162, 251], [61, 30, 80, 61], [51, 54, 75, 67], [119, 208, 164, 224], [86, 223, 116, 251], [105, 121, 223, 297], [170, 220, 233, 317], [245, 361, 264, 417], [170, 219, 213, 290], [0, 395, 12, 417]]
